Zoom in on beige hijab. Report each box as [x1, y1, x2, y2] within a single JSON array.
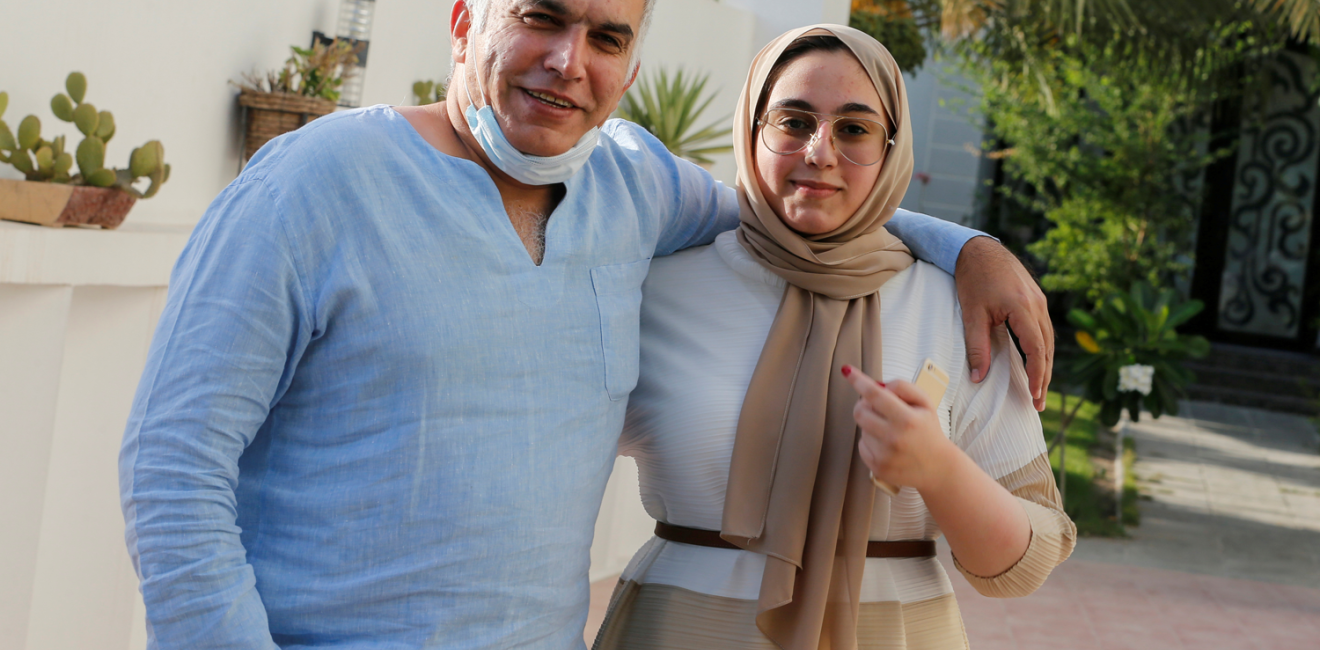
[[720, 25, 916, 650]]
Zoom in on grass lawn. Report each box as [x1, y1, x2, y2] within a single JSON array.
[[1039, 391, 1139, 537]]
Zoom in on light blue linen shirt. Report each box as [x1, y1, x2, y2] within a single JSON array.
[[119, 106, 982, 650]]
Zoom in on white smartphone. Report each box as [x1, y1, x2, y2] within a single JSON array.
[[870, 359, 949, 496]]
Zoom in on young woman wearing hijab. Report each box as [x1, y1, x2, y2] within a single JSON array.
[[591, 25, 1076, 650]]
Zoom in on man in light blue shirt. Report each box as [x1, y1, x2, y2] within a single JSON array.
[[120, 1, 1055, 648]]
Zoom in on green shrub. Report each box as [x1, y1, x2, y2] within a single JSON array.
[[1068, 282, 1210, 426], [849, 9, 928, 74], [969, 37, 1224, 301]]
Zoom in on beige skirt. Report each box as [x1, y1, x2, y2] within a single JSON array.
[[592, 551, 971, 650]]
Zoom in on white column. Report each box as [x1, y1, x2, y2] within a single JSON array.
[[0, 220, 190, 650], [0, 285, 73, 650], [23, 287, 168, 650]]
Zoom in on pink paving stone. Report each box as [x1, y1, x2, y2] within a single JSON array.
[[943, 551, 1320, 650], [965, 635, 1016, 650], [1173, 628, 1256, 650], [1256, 634, 1320, 650], [1280, 583, 1320, 610], [1096, 623, 1186, 644]]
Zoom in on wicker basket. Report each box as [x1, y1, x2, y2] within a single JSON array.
[[237, 90, 336, 160]]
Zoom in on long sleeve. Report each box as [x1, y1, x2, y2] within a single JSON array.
[[885, 208, 992, 275], [601, 120, 741, 257], [948, 325, 1077, 598], [119, 178, 312, 649]]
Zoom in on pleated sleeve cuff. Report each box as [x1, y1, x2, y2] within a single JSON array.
[[952, 498, 1077, 598]]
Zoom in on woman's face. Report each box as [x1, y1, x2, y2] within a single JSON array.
[[754, 49, 888, 236]]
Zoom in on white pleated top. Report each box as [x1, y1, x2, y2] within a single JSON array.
[[616, 231, 1051, 605]]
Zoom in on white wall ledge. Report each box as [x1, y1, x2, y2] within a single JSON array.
[[0, 220, 194, 287]]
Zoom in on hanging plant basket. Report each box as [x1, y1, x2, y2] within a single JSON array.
[[0, 178, 136, 229], [237, 90, 336, 161]]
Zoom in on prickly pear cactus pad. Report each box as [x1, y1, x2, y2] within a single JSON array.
[[0, 72, 169, 197]]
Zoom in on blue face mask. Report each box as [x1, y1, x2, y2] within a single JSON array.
[[463, 76, 599, 186]]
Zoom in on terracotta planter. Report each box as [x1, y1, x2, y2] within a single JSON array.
[[238, 90, 337, 161], [0, 178, 136, 229]]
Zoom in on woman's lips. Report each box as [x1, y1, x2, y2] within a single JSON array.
[[791, 180, 840, 199]]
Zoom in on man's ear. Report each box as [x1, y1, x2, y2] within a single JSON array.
[[599, 63, 641, 126], [451, 0, 472, 65], [622, 60, 641, 95]]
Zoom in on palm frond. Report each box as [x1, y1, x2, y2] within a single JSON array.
[[1251, 0, 1320, 43], [615, 67, 733, 165]]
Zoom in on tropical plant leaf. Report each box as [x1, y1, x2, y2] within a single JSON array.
[[615, 66, 732, 165], [1251, 0, 1320, 43], [1067, 308, 1098, 330], [1164, 299, 1204, 329]]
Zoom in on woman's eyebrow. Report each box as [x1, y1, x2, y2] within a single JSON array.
[[769, 98, 881, 117], [835, 102, 880, 116], [770, 98, 815, 111]]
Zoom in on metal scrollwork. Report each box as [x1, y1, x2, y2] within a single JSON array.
[[1219, 52, 1320, 338]]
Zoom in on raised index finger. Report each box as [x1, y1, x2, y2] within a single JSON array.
[[842, 365, 911, 417], [841, 365, 886, 405]]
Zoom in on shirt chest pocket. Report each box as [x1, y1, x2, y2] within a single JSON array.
[[590, 258, 652, 401]]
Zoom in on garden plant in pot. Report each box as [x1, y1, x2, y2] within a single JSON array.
[[0, 72, 170, 229], [235, 38, 362, 162]]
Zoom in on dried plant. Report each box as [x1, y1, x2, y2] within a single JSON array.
[[236, 38, 364, 102]]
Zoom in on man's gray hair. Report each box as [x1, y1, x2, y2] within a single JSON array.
[[462, 0, 656, 71]]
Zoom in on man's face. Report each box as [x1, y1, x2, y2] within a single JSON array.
[[460, 0, 644, 158]]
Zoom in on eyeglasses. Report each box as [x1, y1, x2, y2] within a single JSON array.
[[757, 108, 893, 167]]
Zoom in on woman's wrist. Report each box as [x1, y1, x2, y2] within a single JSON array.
[[910, 435, 966, 495]]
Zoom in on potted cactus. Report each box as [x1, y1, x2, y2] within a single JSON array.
[[412, 79, 447, 105], [0, 72, 169, 229]]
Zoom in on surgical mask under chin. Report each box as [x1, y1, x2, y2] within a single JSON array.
[[464, 81, 599, 186]]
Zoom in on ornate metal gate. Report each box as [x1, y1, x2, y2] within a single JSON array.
[[1192, 49, 1320, 350]]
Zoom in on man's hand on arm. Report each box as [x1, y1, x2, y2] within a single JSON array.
[[883, 209, 1053, 412], [955, 236, 1053, 411]]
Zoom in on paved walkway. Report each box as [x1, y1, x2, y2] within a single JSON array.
[[585, 401, 1320, 649]]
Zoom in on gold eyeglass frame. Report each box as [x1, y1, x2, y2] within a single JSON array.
[[756, 108, 894, 167]]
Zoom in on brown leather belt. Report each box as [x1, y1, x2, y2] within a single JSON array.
[[654, 521, 936, 558]]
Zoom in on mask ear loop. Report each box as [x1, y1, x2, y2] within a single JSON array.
[[462, 37, 489, 112]]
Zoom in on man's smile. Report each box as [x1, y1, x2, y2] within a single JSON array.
[[524, 88, 579, 109]]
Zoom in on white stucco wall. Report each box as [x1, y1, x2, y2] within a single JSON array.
[[899, 59, 990, 227], [723, 0, 852, 45]]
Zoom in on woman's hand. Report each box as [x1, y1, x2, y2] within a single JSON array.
[[843, 365, 1033, 578], [843, 365, 957, 493]]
